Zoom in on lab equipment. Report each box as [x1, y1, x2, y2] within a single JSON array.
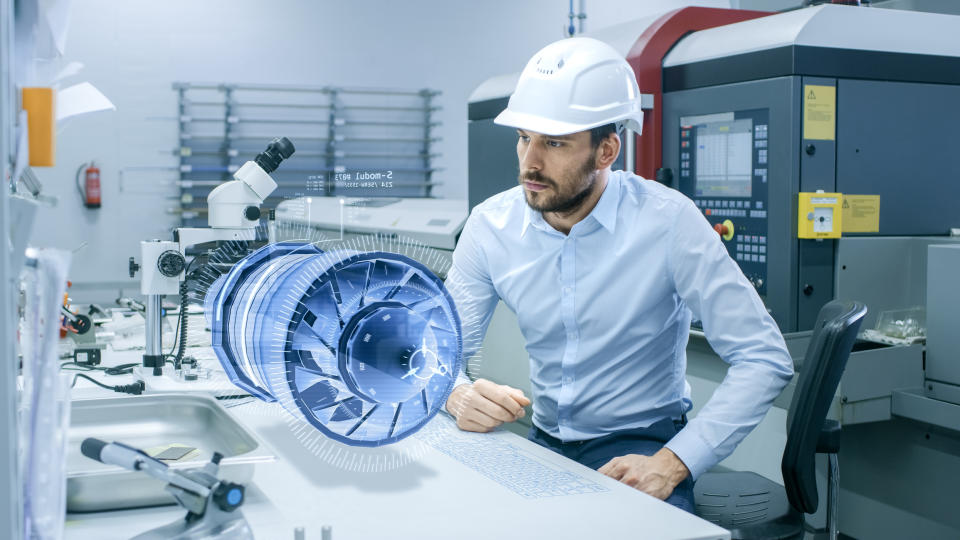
[[205, 242, 463, 446], [66, 394, 273, 512], [80, 437, 252, 540], [131, 136, 294, 378], [274, 196, 467, 251]]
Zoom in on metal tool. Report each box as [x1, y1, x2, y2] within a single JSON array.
[[80, 438, 253, 540]]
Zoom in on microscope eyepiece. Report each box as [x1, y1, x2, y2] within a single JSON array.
[[254, 137, 296, 173]]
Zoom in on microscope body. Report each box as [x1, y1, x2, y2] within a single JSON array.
[[135, 138, 294, 372]]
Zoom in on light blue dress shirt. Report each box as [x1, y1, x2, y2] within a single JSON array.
[[445, 170, 794, 480]]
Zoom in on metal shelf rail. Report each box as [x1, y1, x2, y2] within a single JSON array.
[[172, 82, 443, 228]]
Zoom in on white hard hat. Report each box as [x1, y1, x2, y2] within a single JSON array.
[[494, 37, 644, 136]]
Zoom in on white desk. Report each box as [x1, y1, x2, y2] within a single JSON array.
[[64, 346, 730, 540]]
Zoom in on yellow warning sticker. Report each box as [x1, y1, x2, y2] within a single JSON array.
[[842, 195, 880, 233], [803, 84, 836, 141]]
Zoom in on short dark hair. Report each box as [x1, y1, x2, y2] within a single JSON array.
[[590, 123, 618, 148]]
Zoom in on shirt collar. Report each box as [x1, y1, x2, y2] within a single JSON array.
[[520, 202, 541, 238], [520, 172, 621, 238], [589, 172, 620, 234]]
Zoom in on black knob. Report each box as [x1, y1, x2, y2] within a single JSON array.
[[157, 250, 186, 278], [71, 314, 93, 335], [803, 284, 814, 296], [244, 206, 261, 221], [129, 257, 140, 278], [805, 144, 816, 156], [213, 482, 245, 512]]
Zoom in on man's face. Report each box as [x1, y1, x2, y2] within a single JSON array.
[[516, 129, 599, 213]]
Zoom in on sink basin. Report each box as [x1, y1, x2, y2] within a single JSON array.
[[66, 393, 274, 512]]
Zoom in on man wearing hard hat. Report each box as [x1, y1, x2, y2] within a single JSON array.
[[444, 37, 793, 512]]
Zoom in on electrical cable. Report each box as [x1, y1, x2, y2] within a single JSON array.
[[69, 373, 145, 395], [60, 361, 140, 375], [173, 280, 189, 368], [165, 255, 201, 367]]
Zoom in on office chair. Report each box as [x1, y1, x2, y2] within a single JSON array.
[[694, 300, 867, 540]]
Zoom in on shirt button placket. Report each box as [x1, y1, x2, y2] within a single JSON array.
[[559, 237, 577, 439]]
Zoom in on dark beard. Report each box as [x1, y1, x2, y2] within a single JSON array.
[[519, 155, 599, 214]]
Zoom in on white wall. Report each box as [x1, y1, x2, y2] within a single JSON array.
[[30, 0, 728, 299]]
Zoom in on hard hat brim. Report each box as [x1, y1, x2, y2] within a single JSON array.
[[494, 108, 642, 137], [494, 109, 600, 137]]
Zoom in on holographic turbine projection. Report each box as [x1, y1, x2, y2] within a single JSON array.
[[205, 242, 462, 446]]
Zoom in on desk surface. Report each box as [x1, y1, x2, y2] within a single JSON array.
[[64, 347, 729, 540]]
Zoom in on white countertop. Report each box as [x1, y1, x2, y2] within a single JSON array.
[[63, 345, 729, 540]]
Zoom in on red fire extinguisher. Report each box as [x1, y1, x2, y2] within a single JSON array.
[[76, 162, 101, 208]]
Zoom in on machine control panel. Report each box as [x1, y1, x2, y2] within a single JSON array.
[[678, 109, 770, 295]]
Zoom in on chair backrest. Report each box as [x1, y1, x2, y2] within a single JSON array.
[[781, 300, 867, 514]]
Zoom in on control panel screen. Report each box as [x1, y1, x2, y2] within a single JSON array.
[[693, 118, 753, 198], [678, 109, 769, 296]]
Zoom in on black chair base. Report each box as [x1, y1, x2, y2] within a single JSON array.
[[695, 471, 804, 540]]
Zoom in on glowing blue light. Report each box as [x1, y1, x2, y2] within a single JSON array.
[[206, 242, 462, 446]]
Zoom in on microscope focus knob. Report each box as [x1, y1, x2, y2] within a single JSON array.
[[244, 206, 261, 221], [157, 250, 186, 278], [213, 482, 245, 512], [128, 257, 140, 278]]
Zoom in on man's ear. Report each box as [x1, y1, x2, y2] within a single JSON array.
[[596, 133, 621, 169]]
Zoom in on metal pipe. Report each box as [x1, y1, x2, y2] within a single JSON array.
[[145, 294, 161, 354], [186, 101, 440, 113], [827, 453, 839, 540], [578, 0, 587, 33], [624, 128, 636, 174], [144, 294, 164, 375], [173, 81, 440, 97]]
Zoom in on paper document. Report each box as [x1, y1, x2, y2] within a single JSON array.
[[57, 82, 115, 122]]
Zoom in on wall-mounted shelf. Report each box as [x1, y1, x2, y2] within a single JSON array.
[[171, 82, 442, 228]]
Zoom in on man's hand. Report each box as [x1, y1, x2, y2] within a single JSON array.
[[597, 448, 690, 500], [445, 378, 531, 432]]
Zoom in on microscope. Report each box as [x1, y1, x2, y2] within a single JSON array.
[[129, 137, 295, 380]]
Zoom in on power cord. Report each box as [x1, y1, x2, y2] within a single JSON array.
[[61, 361, 140, 375], [165, 256, 200, 369], [61, 361, 146, 395], [69, 373, 145, 395]]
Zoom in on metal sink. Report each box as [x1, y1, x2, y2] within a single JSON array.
[[66, 393, 274, 513]]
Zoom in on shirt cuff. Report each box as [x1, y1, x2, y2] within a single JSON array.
[[664, 424, 716, 481]]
